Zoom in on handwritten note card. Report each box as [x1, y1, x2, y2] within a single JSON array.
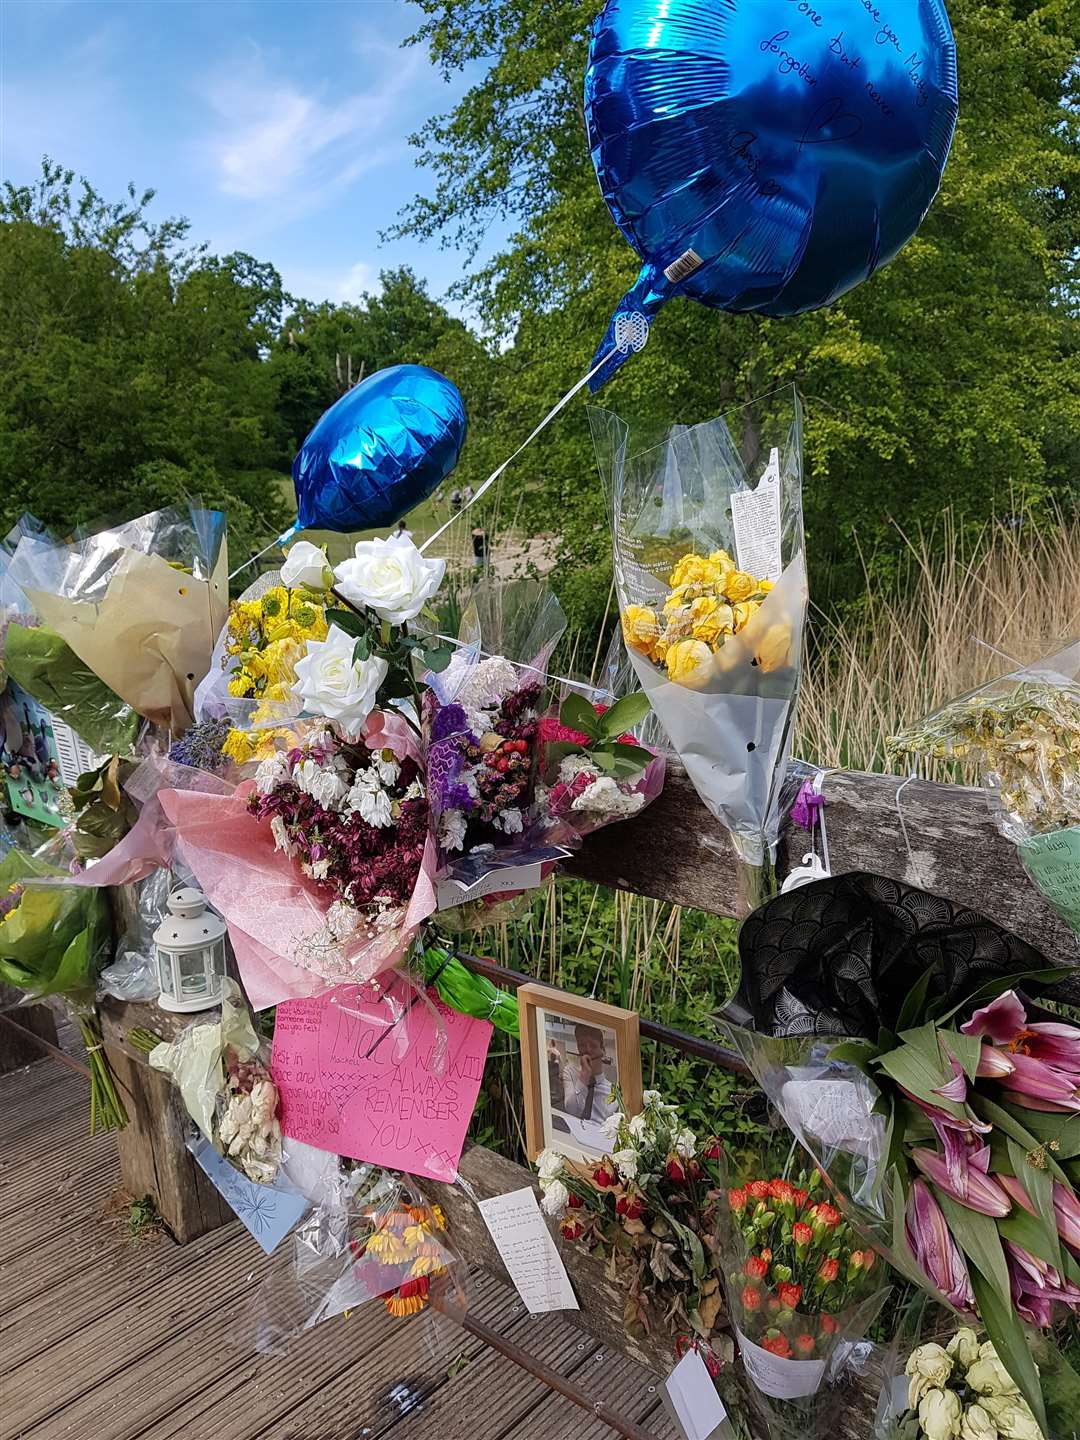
[[662, 1348, 731, 1440], [1020, 827, 1080, 935], [189, 1136, 309, 1255], [477, 1187, 578, 1314], [271, 983, 492, 1182]]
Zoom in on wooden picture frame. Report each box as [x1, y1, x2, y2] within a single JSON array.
[[517, 982, 642, 1170]]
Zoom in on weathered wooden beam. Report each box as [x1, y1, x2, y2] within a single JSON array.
[[0, 984, 60, 1075], [565, 762, 1080, 998]]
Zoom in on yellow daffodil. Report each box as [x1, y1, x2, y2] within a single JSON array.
[[722, 570, 756, 603], [666, 638, 712, 686], [621, 604, 661, 658], [754, 623, 792, 673]]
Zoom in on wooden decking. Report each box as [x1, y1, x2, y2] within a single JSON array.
[[1, 1061, 679, 1440]]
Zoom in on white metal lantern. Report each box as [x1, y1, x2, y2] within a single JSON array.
[[153, 885, 227, 1013]]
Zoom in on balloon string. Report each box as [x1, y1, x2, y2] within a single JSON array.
[[228, 523, 300, 583], [420, 348, 615, 554]]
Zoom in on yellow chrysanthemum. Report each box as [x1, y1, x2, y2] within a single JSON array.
[[227, 673, 254, 698], [732, 600, 760, 631], [222, 729, 258, 764], [260, 587, 289, 621], [722, 570, 756, 603], [666, 638, 713, 685], [754, 623, 792, 674], [291, 602, 327, 638], [689, 596, 734, 645], [621, 605, 661, 658]]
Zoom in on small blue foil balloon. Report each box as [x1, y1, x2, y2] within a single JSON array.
[[293, 363, 467, 532], [585, 0, 958, 389]]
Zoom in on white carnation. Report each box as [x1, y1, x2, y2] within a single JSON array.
[[612, 1149, 638, 1182], [540, 1179, 569, 1216], [599, 1110, 624, 1140], [537, 1149, 565, 1183]]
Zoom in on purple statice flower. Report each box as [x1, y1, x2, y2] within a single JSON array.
[[431, 703, 467, 741], [169, 718, 232, 772]]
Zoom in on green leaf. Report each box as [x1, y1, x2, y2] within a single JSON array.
[[936, 967, 1077, 1025], [591, 750, 617, 772], [1000, 1104, 1080, 1160], [940, 1028, 985, 1084], [968, 1264, 1048, 1438], [875, 1035, 965, 1118], [607, 742, 654, 772], [933, 1187, 1012, 1310], [352, 635, 370, 664], [969, 1094, 1071, 1185], [997, 1206, 1080, 1287], [326, 607, 368, 638], [559, 692, 602, 741], [597, 692, 651, 739], [1006, 1136, 1063, 1272], [423, 646, 453, 673], [896, 966, 936, 1033], [826, 1039, 882, 1076]]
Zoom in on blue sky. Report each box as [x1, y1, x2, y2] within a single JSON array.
[[0, 0, 501, 313]]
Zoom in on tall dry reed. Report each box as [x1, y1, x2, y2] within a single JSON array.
[[797, 508, 1080, 777]]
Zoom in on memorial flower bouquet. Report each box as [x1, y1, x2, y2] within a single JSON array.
[[535, 1091, 730, 1348], [889, 643, 1080, 942], [595, 387, 808, 910]]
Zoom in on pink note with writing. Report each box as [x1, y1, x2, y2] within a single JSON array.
[[271, 983, 492, 1182]]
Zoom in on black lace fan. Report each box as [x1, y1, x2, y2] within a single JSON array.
[[735, 871, 1056, 1040]]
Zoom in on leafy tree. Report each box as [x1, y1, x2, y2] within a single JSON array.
[[396, 0, 1080, 629]]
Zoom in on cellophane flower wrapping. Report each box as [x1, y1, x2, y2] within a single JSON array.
[[536, 632, 667, 841], [715, 1151, 889, 1437], [424, 579, 568, 930], [889, 641, 1080, 943], [595, 387, 807, 910], [236, 1163, 465, 1355], [8, 502, 228, 731], [193, 567, 332, 736], [149, 978, 284, 1184], [158, 711, 436, 1009]]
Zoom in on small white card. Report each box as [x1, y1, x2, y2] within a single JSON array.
[[737, 1327, 826, 1399], [662, 1349, 730, 1440], [477, 1187, 578, 1314], [730, 446, 782, 582], [436, 847, 571, 910]]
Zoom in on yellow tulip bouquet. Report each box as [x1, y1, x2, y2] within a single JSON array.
[[594, 386, 808, 908]]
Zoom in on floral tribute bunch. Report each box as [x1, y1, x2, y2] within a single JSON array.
[[425, 654, 544, 857], [222, 582, 330, 708], [722, 1171, 881, 1366], [889, 645, 1080, 943], [536, 690, 664, 836], [535, 1091, 730, 1346], [217, 1045, 282, 1186], [621, 549, 787, 686], [882, 1329, 1048, 1440], [349, 1199, 453, 1319]]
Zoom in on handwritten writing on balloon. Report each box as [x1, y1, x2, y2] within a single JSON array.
[[271, 984, 492, 1182]]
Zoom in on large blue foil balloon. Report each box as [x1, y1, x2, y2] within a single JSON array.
[[293, 363, 467, 532], [585, 0, 958, 389]]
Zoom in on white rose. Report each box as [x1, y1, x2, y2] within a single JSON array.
[[280, 540, 332, 591], [674, 1128, 697, 1159], [947, 1329, 983, 1372], [980, 1398, 1043, 1440], [334, 534, 446, 625], [628, 1115, 648, 1141], [540, 1179, 569, 1216], [919, 1388, 963, 1440], [960, 1405, 999, 1440], [537, 1149, 565, 1183], [966, 1355, 1020, 1400], [612, 1149, 638, 1182], [291, 625, 387, 736], [908, 1345, 955, 1408], [642, 1090, 662, 1107]]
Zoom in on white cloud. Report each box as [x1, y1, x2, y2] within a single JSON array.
[[336, 260, 377, 302], [281, 258, 380, 306], [201, 41, 423, 204]]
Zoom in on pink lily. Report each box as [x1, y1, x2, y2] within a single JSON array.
[[998, 1051, 1080, 1112], [904, 1175, 979, 1313], [1004, 1239, 1080, 1328], [912, 1145, 1012, 1217], [962, 990, 1080, 1072], [1003, 1172, 1080, 1250], [905, 1178, 975, 1311]]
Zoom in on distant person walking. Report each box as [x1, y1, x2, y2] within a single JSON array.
[[394, 519, 413, 541], [471, 527, 488, 569], [449, 488, 462, 514], [463, 485, 475, 505]]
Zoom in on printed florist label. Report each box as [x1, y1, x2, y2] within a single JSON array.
[[271, 981, 492, 1182]]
